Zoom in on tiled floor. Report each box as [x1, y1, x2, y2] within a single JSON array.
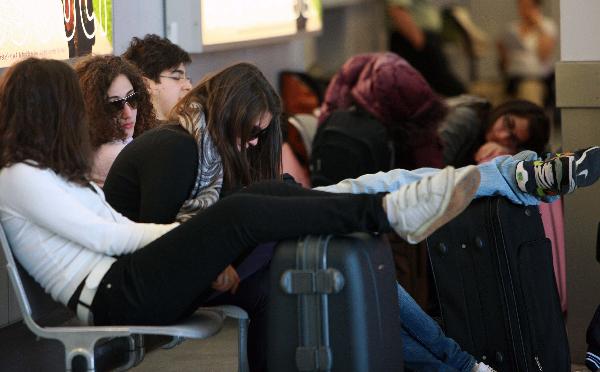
[[132, 318, 591, 372], [131, 318, 239, 372], [573, 365, 592, 372]]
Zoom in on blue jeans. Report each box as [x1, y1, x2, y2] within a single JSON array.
[[315, 150, 558, 205], [398, 283, 475, 371]]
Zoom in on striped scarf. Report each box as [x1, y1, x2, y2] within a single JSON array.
[[175, 107, 223, 222]]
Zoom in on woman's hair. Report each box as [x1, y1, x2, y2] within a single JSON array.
[[172, 62, 282, 190], [75, 55, 155, 148], [485, 99, 550, 154], [0, 58, 92, 185]]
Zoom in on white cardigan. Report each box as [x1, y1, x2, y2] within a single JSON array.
[[0, 163, 178, 306]]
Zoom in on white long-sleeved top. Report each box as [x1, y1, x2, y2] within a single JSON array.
[[0, 163, 178, 306]]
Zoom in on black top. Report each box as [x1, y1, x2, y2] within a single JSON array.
[[103, 124, 198, 223]]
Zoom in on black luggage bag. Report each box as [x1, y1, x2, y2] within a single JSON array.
[[267, 233, 404, 372], [426, 197, 570, 371], [309, 108, 394, 187]]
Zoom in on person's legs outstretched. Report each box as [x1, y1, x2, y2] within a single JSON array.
[[318, 147, 598, 207], [398, 282, 475, 372], [92, 170, 479, 324], [314, 155, 545, 206], [243, 167, 480, 244], [397, 284, 496, 372]]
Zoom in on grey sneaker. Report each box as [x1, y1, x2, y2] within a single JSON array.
[[472, 362, 497, 372], [384, 165, 480, 244]]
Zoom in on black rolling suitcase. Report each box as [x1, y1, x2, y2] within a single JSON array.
[[426, 197, 570, 371], [267, 233, 403, 372]]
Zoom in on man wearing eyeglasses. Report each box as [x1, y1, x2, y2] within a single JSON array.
[[123, 34, 193, 121]]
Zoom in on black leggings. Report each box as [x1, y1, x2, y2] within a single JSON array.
[[90, 180, 390, 325]]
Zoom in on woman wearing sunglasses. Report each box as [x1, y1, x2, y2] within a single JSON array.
[[100, 61, 520, 372], [75, 55, 155, 187]]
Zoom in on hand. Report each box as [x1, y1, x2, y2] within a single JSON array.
[[474, 141, 514, 164], [528, 9, 543, 28], [211, 265, 240, 294]]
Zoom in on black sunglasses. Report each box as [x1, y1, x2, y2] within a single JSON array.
[[249, 125, 270, 140], [107, 91, 139, 112]]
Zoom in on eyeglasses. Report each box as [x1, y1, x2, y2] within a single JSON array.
[[249, 125, 270, 140], [107, 91, 139, 112], [502, 114, 520, 146], [160, 74, 192, 84]]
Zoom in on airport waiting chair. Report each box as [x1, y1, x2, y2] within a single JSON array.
[[0, 223, 249, 372]]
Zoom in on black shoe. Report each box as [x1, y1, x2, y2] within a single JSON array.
[[574, 146, 600, 188], [517, 146, 600, 196], [586, 351, 600, 372], [586, 304, 600, 371]]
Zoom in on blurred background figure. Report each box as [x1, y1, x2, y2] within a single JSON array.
[[387, 0, 466, 96], [497, 0, 557, 106]]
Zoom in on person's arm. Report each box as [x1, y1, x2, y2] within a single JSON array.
[[1, 164, 178, 255], [497, 39, 508, 75], [439, 106, 482, 167], [474, 141, 514, 164], [534, 18, 556, 62], [388, 3, 425, 50], [137, 129, 199, 223], [282, 143, 311, 188]]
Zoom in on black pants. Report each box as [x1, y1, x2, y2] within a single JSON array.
[[390, 31, 466, 97], [89, 180, 390, 370]]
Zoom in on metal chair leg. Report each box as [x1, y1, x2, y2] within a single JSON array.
[[238, 318, 250, 372]]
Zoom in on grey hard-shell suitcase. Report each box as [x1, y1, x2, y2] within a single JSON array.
[[267, 233, 404, 372], [426, 197, 570, 371]]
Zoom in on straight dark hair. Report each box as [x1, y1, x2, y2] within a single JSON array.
[[0, 58, 92, 185], [172, 62, 282, 191]]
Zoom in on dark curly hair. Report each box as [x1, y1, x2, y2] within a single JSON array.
[[0, 58, 92, 185], [75, 55, 156, 149], [172, 63, 282, 191], [122, 34, 191, 82]]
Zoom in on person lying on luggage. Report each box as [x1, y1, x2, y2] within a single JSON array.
[[441, 97, 550, 167], [102, 60, 600, 371]]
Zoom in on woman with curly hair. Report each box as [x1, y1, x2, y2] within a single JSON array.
[[75, 55, 156, 187]]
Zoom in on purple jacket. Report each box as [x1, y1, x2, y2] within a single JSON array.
[[318, 53, 446, 169]]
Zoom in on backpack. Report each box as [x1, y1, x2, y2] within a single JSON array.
[[310, 107, 395, 187]]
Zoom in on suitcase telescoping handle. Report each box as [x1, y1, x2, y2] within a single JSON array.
[[279, 235, 345, 372]]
